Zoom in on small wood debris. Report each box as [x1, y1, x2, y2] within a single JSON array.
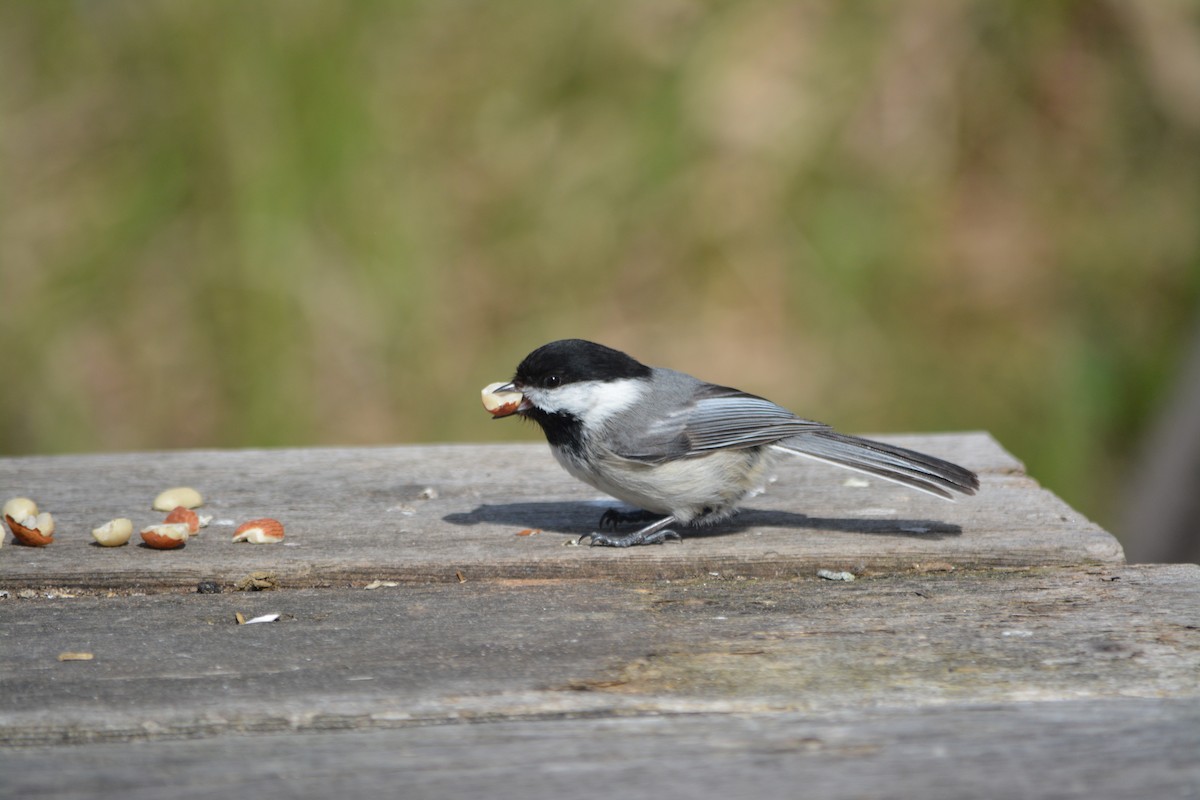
[[57, 652, 94, 662], [911, 561, 956, 573], [235, 571, 279, 592], [455, 570, 467, 583]]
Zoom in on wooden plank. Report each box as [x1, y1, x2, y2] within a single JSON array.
[[4, 699, 1199, 800], [1, 565, 1196, 747], [0, 433, 1122, 590], [2, 435, 1190, 799]]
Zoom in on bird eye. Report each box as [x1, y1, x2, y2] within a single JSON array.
[[545, 375, 561, 388]]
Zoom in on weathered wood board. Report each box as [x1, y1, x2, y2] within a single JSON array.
[[2, 434, 1195, 800], [5, 700, 1200, 800], [0, 433, 1121, 590], [1, 565, 1198, 798], [3, 564, 1199, 744]]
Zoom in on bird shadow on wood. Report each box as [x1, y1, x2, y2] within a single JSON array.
[[443, 502, 962, 540]]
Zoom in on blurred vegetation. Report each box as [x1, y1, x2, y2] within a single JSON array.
[[1, 1, 1198, 544]]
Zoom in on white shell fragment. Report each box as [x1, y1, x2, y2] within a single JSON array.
[[92, 518, 134, 547], [364, 580, 399, 590], [242, 613, 281, 625], [817, 569, 856, 582], [153, 487, 204, 512]]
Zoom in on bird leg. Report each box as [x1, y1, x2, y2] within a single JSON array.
[[598, 507, 661, 529]]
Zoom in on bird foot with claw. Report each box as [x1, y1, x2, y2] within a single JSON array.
[[582, 528, 681, 547]]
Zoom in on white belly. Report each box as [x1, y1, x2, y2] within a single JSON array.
[[551, 445, 775, 524]]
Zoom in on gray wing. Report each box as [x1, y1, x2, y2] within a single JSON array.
[[615, 380, 829, 464], [606, 372, 979, 500]]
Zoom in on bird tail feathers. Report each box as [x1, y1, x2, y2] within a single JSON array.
[[772, 431, 979, 499]]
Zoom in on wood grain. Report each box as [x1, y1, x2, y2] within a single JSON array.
[[1, 565, 1198, 798], [4, 700, 1199, 800], [0, 433, 1121, 590], [2, 434, 1193, 800], [1, 564, 1197, 746]]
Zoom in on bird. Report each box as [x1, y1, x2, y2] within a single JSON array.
[[486, 339, 978, 547]]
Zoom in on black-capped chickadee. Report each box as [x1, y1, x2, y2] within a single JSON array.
[[488, 339, 978, 547]]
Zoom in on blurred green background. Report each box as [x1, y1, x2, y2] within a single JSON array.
[[2, 1, 1198, 551]]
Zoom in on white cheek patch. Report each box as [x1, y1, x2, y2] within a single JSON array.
[[528, 379, 645, 430]]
